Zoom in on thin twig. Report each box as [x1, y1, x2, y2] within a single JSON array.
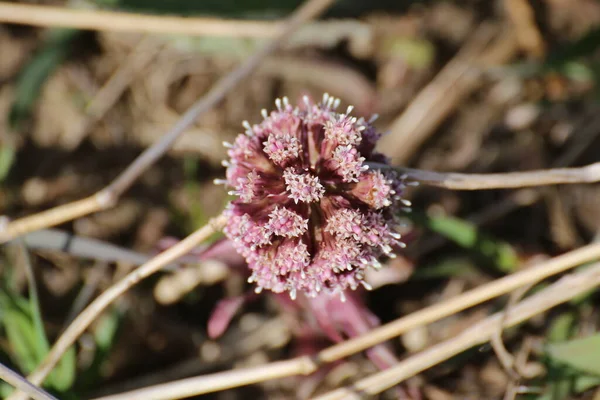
[[0, 362, 58, 400], [22, 228, 151, 265], [7, 214, 227, 400], [0, 195, 109, 244], [93, 358, 315, 400], [315, 241, 600, 364], [22, 228, 204, 267], [378, 23, 518, 164], [0, 0, 336, 244], [0, 3, 281, 37], [395, 162, 600, 190], [504, 338, 543, 400], [90, 240, 600, 399], [27, 163, 597, 257], [0, 3, 372, 53], [410, 109, 600, 258], [63, 262, 110, 327], [0, 4, 373, 57], [490, 283, 532, 380], [314, 263, 600, 399]]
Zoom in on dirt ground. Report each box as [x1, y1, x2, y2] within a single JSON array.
[[1, 0, 600, 399]]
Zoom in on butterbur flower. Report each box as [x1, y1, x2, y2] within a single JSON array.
[[219, 94, 410, 299]]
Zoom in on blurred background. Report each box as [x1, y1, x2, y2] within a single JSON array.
[[1, 0, 600, 399]]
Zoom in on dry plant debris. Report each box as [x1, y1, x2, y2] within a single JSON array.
[[1, 1, 600, 400]]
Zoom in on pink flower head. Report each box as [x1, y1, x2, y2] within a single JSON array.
[[219, 94, 408, 299]]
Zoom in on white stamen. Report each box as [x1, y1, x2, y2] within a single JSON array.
[[303, 95, 310, 108]]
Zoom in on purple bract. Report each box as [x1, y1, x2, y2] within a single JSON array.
[[219, 94, 409, 299]]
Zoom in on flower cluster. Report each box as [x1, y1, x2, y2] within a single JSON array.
[[219, 94, 409, 299]]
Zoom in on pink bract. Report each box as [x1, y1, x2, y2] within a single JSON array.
[[220, 94, 409, 299]]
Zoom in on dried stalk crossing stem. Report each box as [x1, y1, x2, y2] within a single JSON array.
[[7, 214, 227, 400], [90, 240, 600, 399], [0, 362, 58, 400], [315, 262, 600, 399], [397, 162, 600, 190], [4, 160, 600, 244], [0, 3, 281, 37]]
